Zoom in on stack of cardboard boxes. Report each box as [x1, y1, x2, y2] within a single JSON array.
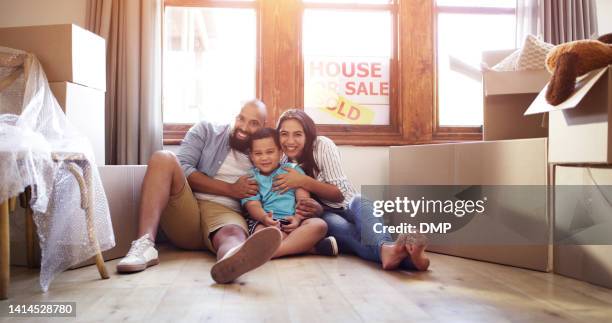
[[0, 24, 106, 164], [390, 57, 612, 288], [525, 65, 612, 288], [390, 50, 553, 272]]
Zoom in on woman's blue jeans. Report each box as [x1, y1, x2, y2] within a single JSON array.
[[321, 195, 416, 270]]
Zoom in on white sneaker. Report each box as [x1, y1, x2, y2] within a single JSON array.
[[117, 234, 159, 273]]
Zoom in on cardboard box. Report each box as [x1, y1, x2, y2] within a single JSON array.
[[554, 166, 612, 289], [72, 165, 146, 268], [389, 138, 552, 272], [482, 49, 551, 96], [525, 66, 612, 163], [0, 24, 106, 91], [483, 94, 548, 141], [49, 81, 105, 165], [482, 50, 549, 141]]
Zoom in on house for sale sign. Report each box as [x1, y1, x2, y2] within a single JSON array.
[[304, 56, 390, 125]]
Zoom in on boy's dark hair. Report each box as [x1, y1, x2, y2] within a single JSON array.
[[249, 127, 280, 150]]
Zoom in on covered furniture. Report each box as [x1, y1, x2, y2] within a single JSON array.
[[0, 48, 114, 299]]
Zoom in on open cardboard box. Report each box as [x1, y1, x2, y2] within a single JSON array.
[[389, 138, 552, 272], [525, 65, 612, 163], [482, 49, 552, 96], [482, 49, 550, 141]]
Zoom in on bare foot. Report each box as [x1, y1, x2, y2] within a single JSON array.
[[406, 244, 430, 271], [380, 242, 409, 270]]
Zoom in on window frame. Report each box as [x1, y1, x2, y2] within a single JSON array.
[[432, 3, 516, 141], [162, 0, 467, 146], [298, 1, 401, 144]]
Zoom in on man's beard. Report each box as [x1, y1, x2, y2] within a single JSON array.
[[229, 131, 250, 153]]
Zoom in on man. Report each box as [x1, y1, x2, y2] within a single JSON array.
[[117, 99, 321, 283]]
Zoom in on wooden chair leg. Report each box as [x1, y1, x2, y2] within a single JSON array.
[[8, 197, 16, 212], [67, 162, 109, 280], [25, 205, 35, 268], [23, 188, 36, 268], [85, 164, 109, 279], [1, 199, 10, 300]]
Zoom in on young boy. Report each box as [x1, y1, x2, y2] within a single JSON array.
[[241, 128, 337, 257]]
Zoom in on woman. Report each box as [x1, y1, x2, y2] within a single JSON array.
[[273, 109, 430, 271]]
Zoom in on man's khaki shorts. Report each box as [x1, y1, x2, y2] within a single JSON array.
[[159, 181, 248, 253]]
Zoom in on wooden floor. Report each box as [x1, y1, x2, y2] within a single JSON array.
[[1, 244, 612, 323]]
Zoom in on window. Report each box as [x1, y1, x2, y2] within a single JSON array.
[[435, 0, 516, 135], [163, 0, 436, 145], [163, 0, 257, 144], [302, 2, 393, 126]]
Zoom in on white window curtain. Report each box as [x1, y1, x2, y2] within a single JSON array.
[[86, 0, 163, 165], [516, 0, 541, 46]]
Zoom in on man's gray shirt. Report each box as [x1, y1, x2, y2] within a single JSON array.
[[176, 121, 232, 179]]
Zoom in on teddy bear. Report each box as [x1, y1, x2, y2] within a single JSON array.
[[545, 33, 612, 105]]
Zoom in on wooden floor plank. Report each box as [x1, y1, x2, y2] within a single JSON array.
[[1, 245, 611, 323], [375, 253, 590, 323], [317, 255, 433, 322]]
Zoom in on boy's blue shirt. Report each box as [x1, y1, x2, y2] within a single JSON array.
[[241, 163, 305, 219]]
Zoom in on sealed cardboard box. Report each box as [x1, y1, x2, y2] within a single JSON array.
[[389, 138, 551, 272], [49, 81, 105, 165], [554, 166, 612, 289], [0, 24, 106, 91], [482, 50, 549, 141], [72, 165, 146, 268], [525, 66, 612, 163]]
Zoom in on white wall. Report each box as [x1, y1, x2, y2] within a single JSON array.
[[0, 0, 87, 28], [338, 146, 389, 189], [597, 0, 612, 34]]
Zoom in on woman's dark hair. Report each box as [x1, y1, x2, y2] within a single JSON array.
[[276, 109, 320, 177], [249, 127, 280, 150]]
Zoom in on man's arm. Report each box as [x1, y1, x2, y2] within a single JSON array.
[[176, 122, 257, 199], [176, 122, 209, 179], [295, 198, 323, 218], [187, 171, 253, 199]]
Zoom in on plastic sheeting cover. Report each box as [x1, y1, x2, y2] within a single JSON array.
[[0, 46, 114, 292]]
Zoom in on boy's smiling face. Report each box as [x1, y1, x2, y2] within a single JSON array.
[[250, 137, 282, 175]]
